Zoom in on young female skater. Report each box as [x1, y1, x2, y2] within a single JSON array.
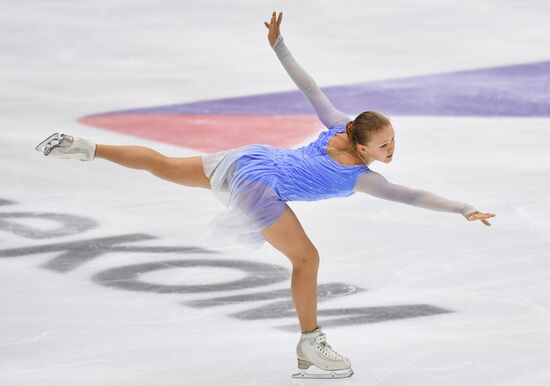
[[35, 11, 495, 379]]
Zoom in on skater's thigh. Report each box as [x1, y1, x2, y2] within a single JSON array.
[[262, 205, 318, 265], [160, 156, 211, 189]]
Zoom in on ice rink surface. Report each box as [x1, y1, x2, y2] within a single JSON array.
[[1, 1, 550, 385]]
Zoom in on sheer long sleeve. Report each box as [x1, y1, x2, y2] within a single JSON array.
[[272, 36, 350, 129], [354, 171, 478, 217]]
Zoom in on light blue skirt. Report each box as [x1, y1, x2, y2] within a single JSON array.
[[202, 145, 286, 248]]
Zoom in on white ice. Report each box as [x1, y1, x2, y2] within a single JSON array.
[[1, 1, 550, 385]]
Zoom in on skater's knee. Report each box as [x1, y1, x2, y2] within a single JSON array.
[[290, 247, 319, 271]]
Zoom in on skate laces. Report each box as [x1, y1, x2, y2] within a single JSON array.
[[315, 332, 344, 361]]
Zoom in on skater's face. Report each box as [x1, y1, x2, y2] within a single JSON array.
[[357, 125, 395, 164]]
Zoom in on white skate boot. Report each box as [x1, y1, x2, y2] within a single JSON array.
[[35, 133, 96, 161], [292, 327, 353, 379]]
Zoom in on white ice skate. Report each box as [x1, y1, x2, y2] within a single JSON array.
[[292, 327, 353, 379], [35, 133, 96, 161]]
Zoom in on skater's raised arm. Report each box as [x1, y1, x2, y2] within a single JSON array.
[[264, 11, 350, 129], [354, 171, 496, 225]]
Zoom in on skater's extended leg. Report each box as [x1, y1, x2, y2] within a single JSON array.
[[261, 205, 319, 333], [35, 133, 211, 189], [95, 145, 211, 189]]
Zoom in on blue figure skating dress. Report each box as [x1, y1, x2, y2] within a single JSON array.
[[201, 34, 479, 248], [202, 124, 369, 248]]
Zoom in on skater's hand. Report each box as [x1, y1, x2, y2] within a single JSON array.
[[465, 211, 496, 226], [264, 11, 283, 47]]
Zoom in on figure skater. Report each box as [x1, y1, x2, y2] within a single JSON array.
[[35, 11, 496, 379]]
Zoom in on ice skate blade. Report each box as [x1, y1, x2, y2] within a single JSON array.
[[291, 368, 353, 379], [35, 133, 65, 155]]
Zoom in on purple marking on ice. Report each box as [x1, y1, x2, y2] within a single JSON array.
[[102, 60, 550, 117]]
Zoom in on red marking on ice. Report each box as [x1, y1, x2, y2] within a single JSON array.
[[79, 114, 322, 153]]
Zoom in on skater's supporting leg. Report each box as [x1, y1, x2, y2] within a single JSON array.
[[95, 145, 211, 189], [262, 204, 352, 378], [261, 205, 319, 333]]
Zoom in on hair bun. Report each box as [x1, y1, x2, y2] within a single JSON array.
[[345, 121, 353, 137]]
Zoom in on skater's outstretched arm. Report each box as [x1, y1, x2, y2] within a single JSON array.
[[354, 171, 496, 226], [264, 11, 350, 129]]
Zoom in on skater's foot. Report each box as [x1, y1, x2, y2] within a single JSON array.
[[292, 327, 353, 379], [35, 133, 96, 161]]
